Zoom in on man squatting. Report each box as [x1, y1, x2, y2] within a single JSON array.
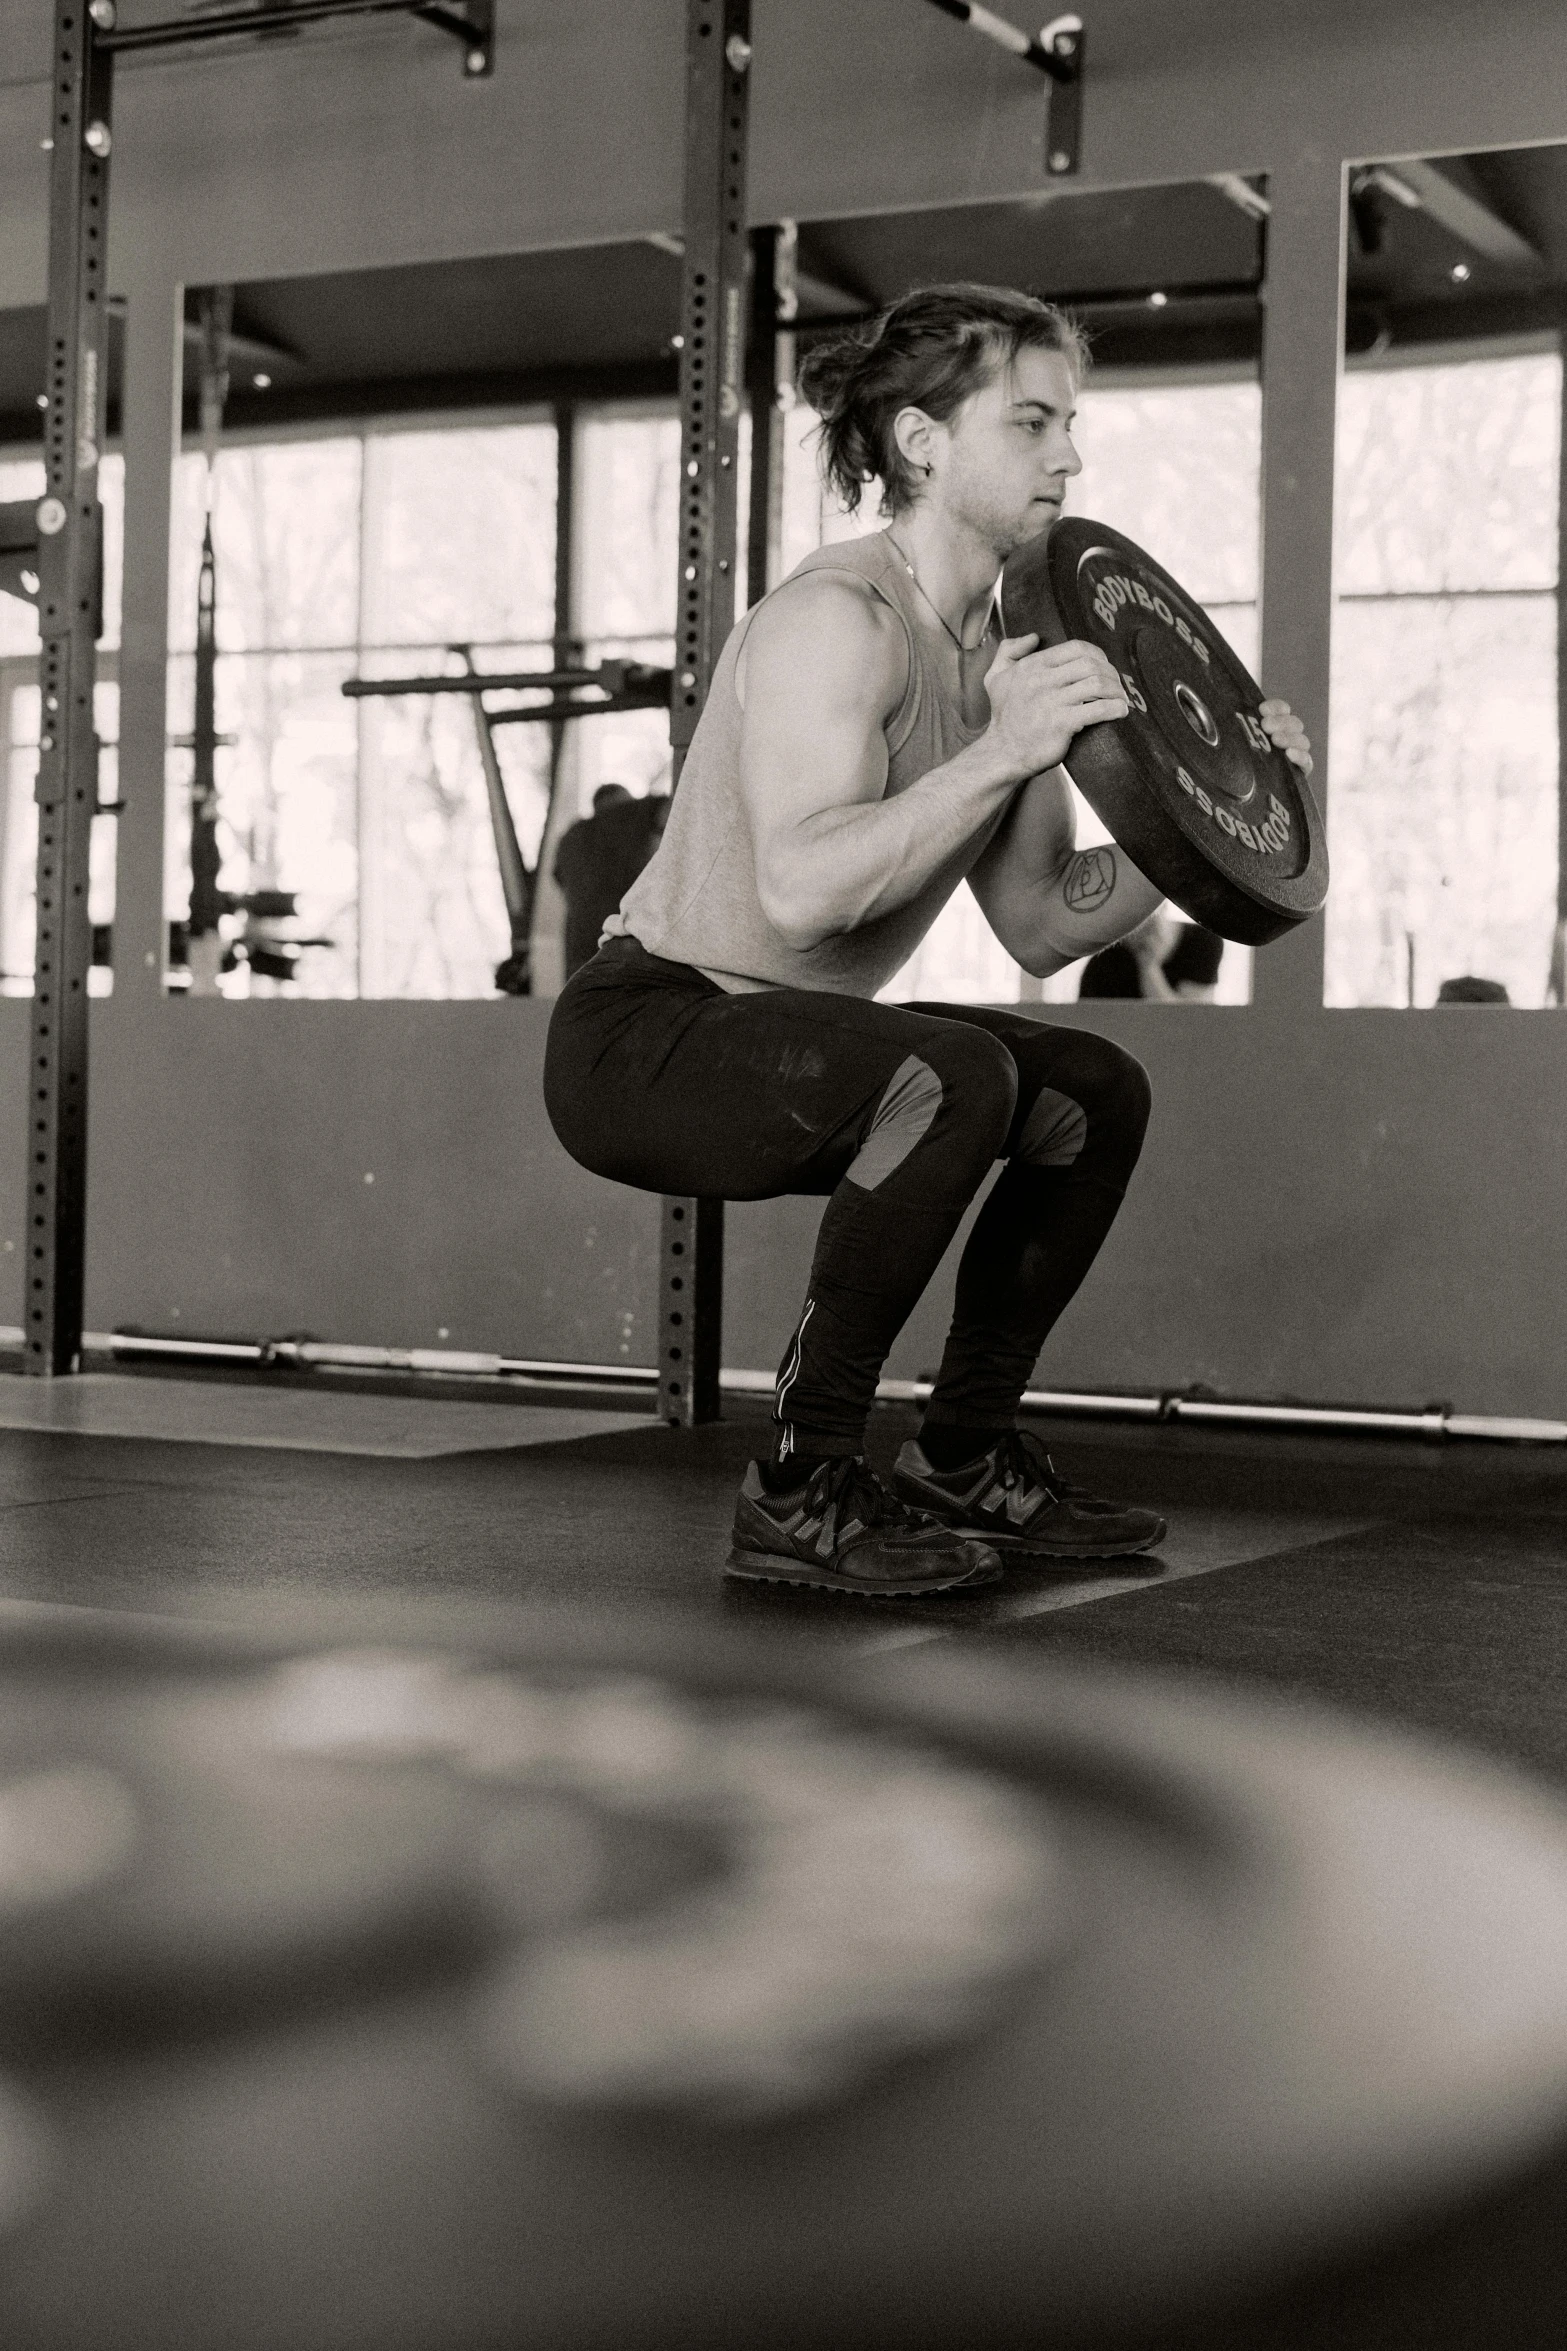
[[546, 283, 1313, 1599]]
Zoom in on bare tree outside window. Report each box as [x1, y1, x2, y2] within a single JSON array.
[[166, 422, 557, 999], [1326, 352, 1562, 1007], [0, 454, 122, 995], [571, 411, 682, 812]]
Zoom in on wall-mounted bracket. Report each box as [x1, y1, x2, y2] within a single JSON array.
[[1039, 13, 1084, 177], [414, 0, 493, 79], [923, 4, 1085, 177]]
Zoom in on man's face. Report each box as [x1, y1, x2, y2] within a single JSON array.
[[919, 345, 1082, 557]]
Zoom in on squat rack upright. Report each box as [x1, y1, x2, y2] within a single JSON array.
[[12, 0, 491, 1378], [658, 0, 1085, 1427]]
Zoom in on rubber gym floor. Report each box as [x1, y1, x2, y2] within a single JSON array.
[[2, 1363, 1564, 1792]]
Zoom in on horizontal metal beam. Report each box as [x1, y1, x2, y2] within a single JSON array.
[[482, 692, 668, 726], [1208, 173, 1271, 222], [1370, 159, 1542, 268], [342, 661, 670, 701], [98, 0, 492, 73]]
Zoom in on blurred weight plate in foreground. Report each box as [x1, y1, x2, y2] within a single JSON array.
[[0, 1605, 1563, 2350]]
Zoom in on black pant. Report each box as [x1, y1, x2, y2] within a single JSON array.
[[544, 939, 1151, 1454]]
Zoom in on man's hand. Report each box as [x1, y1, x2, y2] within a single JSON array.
[[1260, 698, 1313, 778], [985, 635, 1131, 778]]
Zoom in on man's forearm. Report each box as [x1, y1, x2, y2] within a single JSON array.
[[1037, 843, 1164, 960], [766, 735, 1022, 947]]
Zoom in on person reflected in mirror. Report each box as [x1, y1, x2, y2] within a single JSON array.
[[1435, 975, 1510, 1005], [553, 783, 670, 981], [1078, 908, 1225, 1002]]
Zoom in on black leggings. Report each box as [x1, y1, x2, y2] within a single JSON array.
[[544, 939, 1152, 1454]]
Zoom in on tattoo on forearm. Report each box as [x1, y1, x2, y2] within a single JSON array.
[[1063, 846, 1117, 914]]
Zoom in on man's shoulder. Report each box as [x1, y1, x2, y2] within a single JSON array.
[[745, 566, 906, 691]]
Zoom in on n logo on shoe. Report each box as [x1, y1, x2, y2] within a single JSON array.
[[981, 1479, 1038, 1528]]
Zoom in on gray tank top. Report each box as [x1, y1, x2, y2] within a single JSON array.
[[603, 531, 999, 996]]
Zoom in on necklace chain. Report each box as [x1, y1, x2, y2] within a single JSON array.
[[885, 531, 992, 656]]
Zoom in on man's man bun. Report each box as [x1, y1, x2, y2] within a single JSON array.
[[796, 282, 1088, 518]]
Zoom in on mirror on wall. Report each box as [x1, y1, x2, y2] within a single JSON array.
[[787, 181, 1268, 1012], [151, 182, 1268, 1006], [164, 248, 683, 1002], [1327, 143, 1564, 1009]]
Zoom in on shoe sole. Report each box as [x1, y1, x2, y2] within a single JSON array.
[[724, 1547, 1002, 1597], [893, 1494, 1169, 1563]]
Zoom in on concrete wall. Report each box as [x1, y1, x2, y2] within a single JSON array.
[[3, 0, 1566, 1411]]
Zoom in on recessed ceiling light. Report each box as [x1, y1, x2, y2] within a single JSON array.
[[252, 372, 272, 389], [1450, 263, 1471, 283], [1148, 290, 1169, 309]]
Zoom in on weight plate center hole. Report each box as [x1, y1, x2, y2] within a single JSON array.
[[1173, 679, 1220, 749]]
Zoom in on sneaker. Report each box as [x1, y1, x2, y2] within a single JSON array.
[[893, 1428, 1167, 1561], [726, 1455, 1002, 1597]]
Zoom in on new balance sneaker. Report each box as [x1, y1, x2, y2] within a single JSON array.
[[893, 1428, 1167, 1561], [726, 1455, 1002, 1597]]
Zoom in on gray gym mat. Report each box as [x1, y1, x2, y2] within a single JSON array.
[[0, 1374, 651, 1459], [859, 1509, 1368, 1651]]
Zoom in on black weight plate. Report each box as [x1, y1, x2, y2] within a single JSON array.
[[1001, 519, 1330, 946], [0, 1608, 1566, 2351], [0, 1672, 492, 2047]]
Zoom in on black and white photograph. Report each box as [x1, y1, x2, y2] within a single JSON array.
[[1, 2, 1566, 2344]]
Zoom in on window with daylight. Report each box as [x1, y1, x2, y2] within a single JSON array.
[[1325, 351, 1563, 1008], [166, 419, 558, 998], [571, 408, 681, 809], [0, 452, 123, 998], [157, 378, 1263, 1004]]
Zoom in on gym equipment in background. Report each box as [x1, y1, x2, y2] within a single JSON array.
[[340, 655, 672, 996]]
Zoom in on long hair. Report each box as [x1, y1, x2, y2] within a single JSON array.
[[796, 281, 1088, 518]]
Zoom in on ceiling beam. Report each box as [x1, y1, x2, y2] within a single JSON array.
[[1373, 159, 1541, 268]]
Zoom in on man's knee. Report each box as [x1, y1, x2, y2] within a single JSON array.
[[1013, 1037, 1151, 1175], [846, 1029, 1017, 1192], [927, 1025, 1019, 1154], [1095, 1040, 1153, 1155]]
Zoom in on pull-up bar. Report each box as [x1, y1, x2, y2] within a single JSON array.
[[93, 0, 493, 75]]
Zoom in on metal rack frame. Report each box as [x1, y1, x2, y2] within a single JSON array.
[[656, 0, 756, 1429], [9, 0, 491, 1376]]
